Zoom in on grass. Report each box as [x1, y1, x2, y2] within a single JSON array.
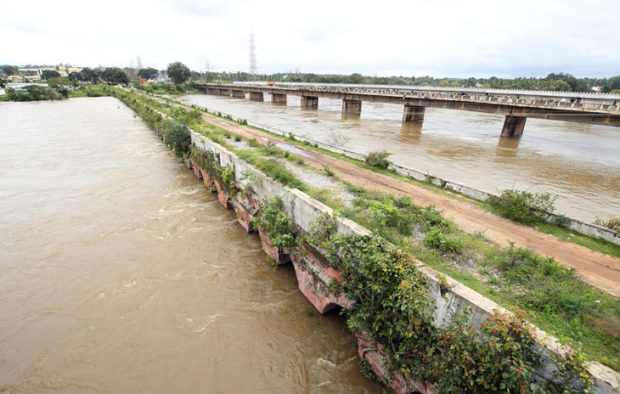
[[68, 84, 112, 98]]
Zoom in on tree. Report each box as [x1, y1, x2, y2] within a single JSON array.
[[138, 67, 158, 79], [167, 62, 191, 84], [0, 65, 18, 76], [101, 68, 129, 84], [0, 78, 6, 88], [47, 77, 72, 88], [41, 70, 61, 80], [602, 76, 620, 93], [80, 68, 101, 84], [349, 73, 364, 84], [68, 71, 82, 82]]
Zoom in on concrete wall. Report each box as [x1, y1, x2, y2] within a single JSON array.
[[188, 129, 619, 393]]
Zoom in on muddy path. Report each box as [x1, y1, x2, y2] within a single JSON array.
[[200, 113, 619, 297]]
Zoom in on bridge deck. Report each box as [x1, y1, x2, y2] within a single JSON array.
[[195, 82, 620, 127]]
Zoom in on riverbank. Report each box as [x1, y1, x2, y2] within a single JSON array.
[[0, 84, 112, 102], [112, 88, 620, 389]]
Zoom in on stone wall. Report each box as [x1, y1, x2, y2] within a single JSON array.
[[188, 129, 619, 393]]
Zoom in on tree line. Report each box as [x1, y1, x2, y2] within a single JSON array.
[[2, 63, 619, 93], [199, 71, 620, 93]]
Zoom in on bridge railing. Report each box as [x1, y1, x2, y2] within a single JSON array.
[[216, 82, 620, 112]]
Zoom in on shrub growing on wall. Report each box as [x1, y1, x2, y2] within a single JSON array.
[[162, 121, 190, 157]]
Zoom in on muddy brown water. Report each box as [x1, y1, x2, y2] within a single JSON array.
[[180, 94, 620, 223], [0, 98, 381, 393]]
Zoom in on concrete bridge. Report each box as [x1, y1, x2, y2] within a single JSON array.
[[194, 82, 620, 137]]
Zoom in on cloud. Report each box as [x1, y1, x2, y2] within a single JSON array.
[[1, 0, 619, 77]]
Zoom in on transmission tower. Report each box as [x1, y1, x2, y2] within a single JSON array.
[[249, 29, 257, 75]]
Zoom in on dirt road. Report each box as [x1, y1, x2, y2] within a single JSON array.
[[202, 113, 620, 297]]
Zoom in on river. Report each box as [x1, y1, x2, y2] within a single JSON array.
[[179, 93, 620, 223], [0, 98, 380, 393]]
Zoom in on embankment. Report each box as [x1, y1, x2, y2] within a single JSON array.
[[115, 90, 620, 393]]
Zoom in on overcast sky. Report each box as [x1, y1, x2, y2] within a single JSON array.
[[3, 0, 619, 78]]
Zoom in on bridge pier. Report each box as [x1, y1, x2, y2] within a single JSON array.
[[271, 93, 287, 104], [232, 89, 245, 99], [501, 115, 527, 137], [403, 104, 425, 123], [219, 88, 231, 96], [249, 91, 264, 101], [301, 95, 319, 109], [207, 88, 218, 95], [342, 99, 362, 115]]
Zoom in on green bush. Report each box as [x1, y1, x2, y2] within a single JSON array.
[[256, 197, 295, 248], [171, 107, 201, 125], [162, 121, 191, 157], [424, 228, 464, 253], [489, 189, 556, 224], [364, 150, 391, 169]]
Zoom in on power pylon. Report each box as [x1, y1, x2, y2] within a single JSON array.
[[249, 29, 257, 75]]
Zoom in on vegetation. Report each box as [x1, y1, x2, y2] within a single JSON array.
[[317, 228, 592, 392], [0, 65, 19, 76], [255, 197, 296, 248], [167, 61, 191, 84], [138, 67, 159, 79], [364, 150, 391, 169], [162, 121, 191, 157], [489, 189, 557, 225], [41, 70, 60, 80], [47, 77, 73, 88], [195, 69, 619, 93], [2, 85, 64, 101], [68, 84, 112, 98], [594, 216, 620, 232]]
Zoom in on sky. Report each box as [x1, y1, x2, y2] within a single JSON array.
[[2, 0, 620, 78]]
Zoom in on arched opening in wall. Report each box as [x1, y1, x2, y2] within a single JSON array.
[[278, 252, 292, 266], [322, 303, 342, 315]]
